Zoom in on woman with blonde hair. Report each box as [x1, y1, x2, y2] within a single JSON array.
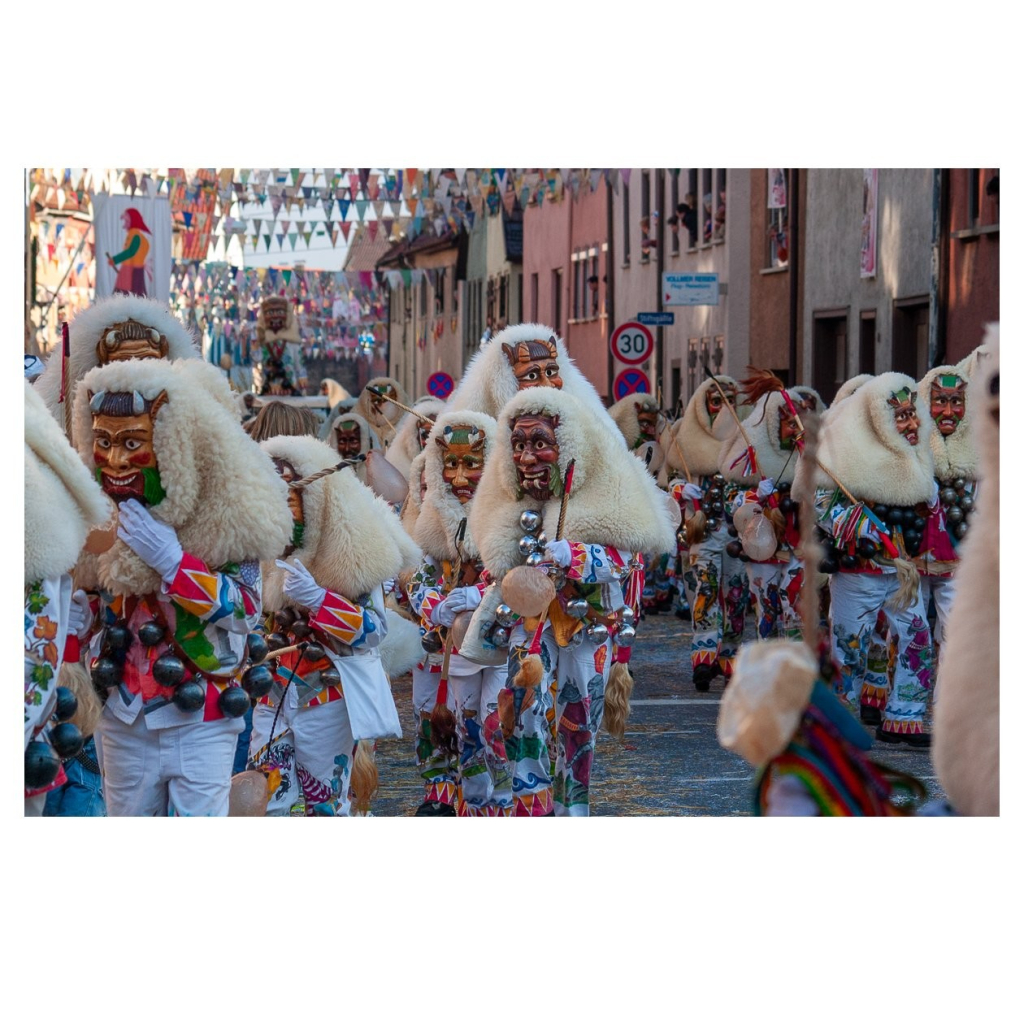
[[246, 400, 320, 442]]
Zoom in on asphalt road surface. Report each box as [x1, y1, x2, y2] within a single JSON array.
[[373, 609, 946, 816]]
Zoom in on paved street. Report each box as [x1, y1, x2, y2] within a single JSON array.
[[373, 609, 946, 816]]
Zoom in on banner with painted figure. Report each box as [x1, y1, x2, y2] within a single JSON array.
[[860, 169, 878, 279], [93, 192, 172, 302]]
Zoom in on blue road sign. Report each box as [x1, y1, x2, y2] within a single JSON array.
[[637, 312, 675, 326]]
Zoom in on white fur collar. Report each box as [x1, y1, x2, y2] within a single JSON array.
[[73, 358, 293, 596], [469, 387, 677, 577], [815, 371, 935, 504], [719, 391, 801, 485], [259, 435, 421, 611]]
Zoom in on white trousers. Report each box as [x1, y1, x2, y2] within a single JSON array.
[[248, 698, 355, 816], [919, 574, 957, 646], [96, 706, 243, 816]]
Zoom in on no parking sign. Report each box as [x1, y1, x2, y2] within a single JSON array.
[[613, 368, 651, 401], [426, 371, 454, 399]]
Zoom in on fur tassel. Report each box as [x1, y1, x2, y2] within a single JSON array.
[[430, 702, 459, 756], [890, 556, 921, 613], [513, 653, 544, 689], [350, 740, 379, 815], [763, 504, 787, 547], [59, 659, 102, 737], [739, 366, 787, 406], [684, 509, 707, 546], [603, 660, 634, 740]]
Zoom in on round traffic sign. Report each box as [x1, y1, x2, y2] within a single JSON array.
[[613, 368, 651, 401], [610, 321, 654, 365], [426, 371, 454, 399]]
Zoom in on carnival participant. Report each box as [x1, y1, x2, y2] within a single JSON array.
[[72, 359, 293, 815], [33, 294, 201, 428], [407, 411, 512, 816], [255, 295, 306, 395], [319, 377, 351, 411], [722, 371, 805, 642], [662, 376, 750, 688], [318, 408, 381, 485], [25, 383, 113, 815], [790, 385, 827, 415], [357, 376, 411, 443], [251, 436, 421, 815], [914, 364, 980, 655], [469, 387, 675, 815], [446, 322, 624, 440], [933, 326, 998, 814], [805, 372, 936, 746], [386, 396, 446, 479]]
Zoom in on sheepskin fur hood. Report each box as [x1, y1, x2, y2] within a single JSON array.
[[814, 371, 935, 505], [934, 325, 998, 815], [831, 374, 873, 408], [256, 297, 300, 343], [447, 323, 623, 439], [356, 376, 410, 437], [25, 383, 113, 582], [400, 450, 428, 540], [259, 435, 421, 612], [609, 393, 660, 449], [414, 410, 497, 561], [663, 376, 742, 478], [320, 377, 350, 409], [791, 384, 827, 414], [719, 390, 802, 486], [469, 387, 677, 578], [385, 396, 446, 479], [34, 294, 200, 424], [956, 337, 995, 381], [73, 358, 293, 596], [919, 364, 979, 482]]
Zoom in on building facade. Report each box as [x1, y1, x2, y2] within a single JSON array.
[[612, 169, 751, 413]]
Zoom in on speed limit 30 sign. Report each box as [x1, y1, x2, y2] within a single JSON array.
[[610, 321, 654, 365]]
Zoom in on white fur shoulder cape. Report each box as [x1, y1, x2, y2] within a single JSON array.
[[73, 357, 292, 596], [663, 376, 741, 478], [25, 382, 113, 582], [469, 387, 677, 578], [259, 435, 421, 611], [814, 371, 935, 505], [414, 409, 497, 561]]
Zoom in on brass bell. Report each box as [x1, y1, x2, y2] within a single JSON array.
[[525, 551, 544, 568], [535, 531, 548, 547], [621, 606, 636, 626], [490, 625, 511, 647], [566, 597, 589, 619], [586, 622, 610, 644], [617, 623, 637, 646]]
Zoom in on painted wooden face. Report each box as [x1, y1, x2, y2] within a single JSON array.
[[502, 339, 563, 390], [636, 404, 659, 442], [510, 414, 560, 501], [437, 423, 487, 504], [97, 318, 169, 364], [778, 406, 802, 450], [91, 391, 168, 504], [705, 384, 735, 424], [272, 458, 304, 556], [335, 420, 362, 458], [930, 376, 966, 436], [416, 415, 436, 451], [263, 300, 289, 333], [889, 390, 921, 446]]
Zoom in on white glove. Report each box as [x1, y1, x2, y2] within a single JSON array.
[[682, 482, 703, 502], [928, 479, 940, 509], [382, 578, 397, 596], [757, 478, 775, 501], [544, 539, 573, 567], [117, 499, 183, 581], [276, 558, 327, 612], [431, 586, 483, 628], [67, 589, 93, 638]]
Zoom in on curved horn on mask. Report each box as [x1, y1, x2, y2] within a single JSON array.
[[132, 391, 145, 415], [89, 390, 106, 413]]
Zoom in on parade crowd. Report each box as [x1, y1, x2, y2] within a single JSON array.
[[24, 293, 999, 817]]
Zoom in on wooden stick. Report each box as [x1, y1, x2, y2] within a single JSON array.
[[60, 322, 72, 438], [555, 458, 576, 542], [367, 386, 433, 424], [437, 517, 467, 693]]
